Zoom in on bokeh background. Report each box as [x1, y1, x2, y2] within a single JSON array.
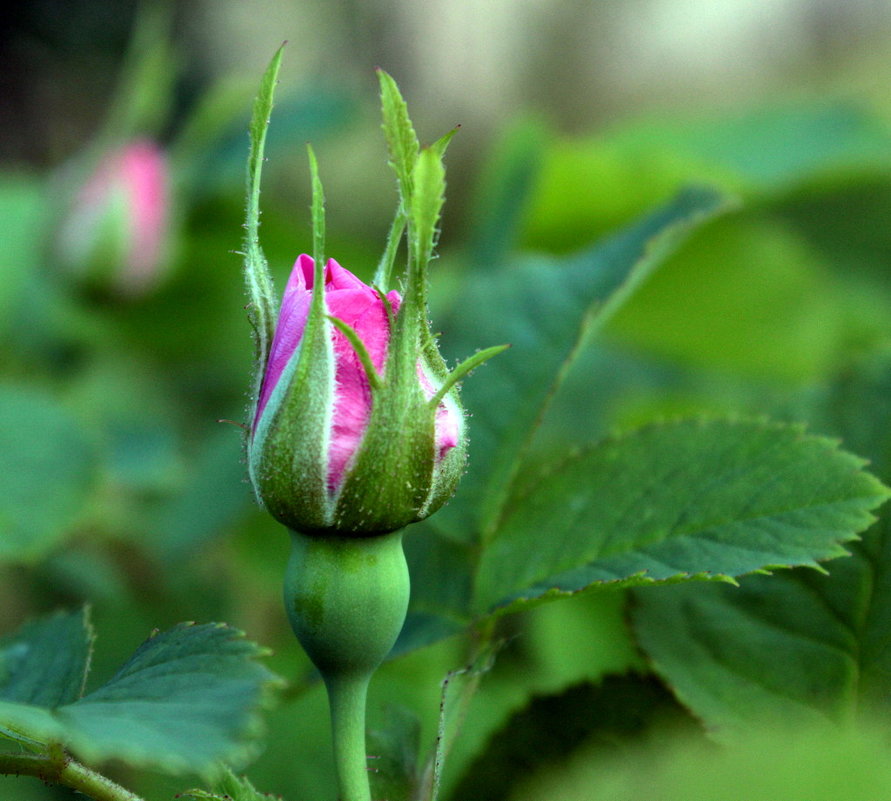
[[5, 1, 891, 799]]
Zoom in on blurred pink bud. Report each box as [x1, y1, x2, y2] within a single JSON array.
[[57, 139, 172, 297]]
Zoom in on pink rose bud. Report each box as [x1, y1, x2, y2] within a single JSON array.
[[56, 139, 172, 297], [248, 255, 466, 535]]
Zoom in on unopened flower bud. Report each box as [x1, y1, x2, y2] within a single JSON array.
[[56, 139, 172, 297], [248, 254, 465, 536]]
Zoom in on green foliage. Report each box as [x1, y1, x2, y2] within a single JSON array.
[[631, 350, 891, 739], [0, 614, 280, 774], [437, 186, 733, 540], [0, 608, 92, 709], [6, 22, 891, 800], [476, 419, 887, 612], [0, 386, 98, 563]]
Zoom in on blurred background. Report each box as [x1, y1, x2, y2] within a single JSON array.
[[5, 1, 891, 799]]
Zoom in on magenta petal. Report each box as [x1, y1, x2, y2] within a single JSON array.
[[327, 287, 393, 488], [254, 255, 314, 425], [326, 258, 366, 290]]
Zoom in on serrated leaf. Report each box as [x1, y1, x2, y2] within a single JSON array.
[[631, 350, 891, 740], [0, 609, 92, 708], [434, 187, 732, 543], [244, 45, 285, 392], [0, 623, 280, 773], [474, 419, 889, 613], [0, 386, 98, 563]]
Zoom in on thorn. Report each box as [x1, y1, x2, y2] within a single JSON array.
[[218, 419, 249, 431]]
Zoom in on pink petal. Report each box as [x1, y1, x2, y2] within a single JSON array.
[[254, 254, 314, 425]]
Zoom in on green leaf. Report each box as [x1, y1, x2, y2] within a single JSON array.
[[377, 70, 420, 203], [0, 385, 97, 563], [396, 526, 476, 655], [435, 187, 732, 542], [0, 623, 280, 773], [244, 44, 285, 392], [474, 419, 889, 614], [0, 609, 92, 709], [631, 350, 891, 739]]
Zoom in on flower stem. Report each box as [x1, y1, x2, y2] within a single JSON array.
[[326, 673, 373, 801], [0, 749, 145, 801]]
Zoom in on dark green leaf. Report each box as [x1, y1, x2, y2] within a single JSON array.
[[0, 623, 280, 773], [0, 176, 43, 337], [631, 350, 891, 739], [0, 609, 92, 708], [475, 419, 889, 614], [150, 426, 251, 558]]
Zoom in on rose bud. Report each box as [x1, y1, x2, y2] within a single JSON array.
[[248, 254, 466, 536], [56, 139, 172, 297]]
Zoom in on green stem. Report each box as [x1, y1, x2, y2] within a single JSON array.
[[326, 673, 373, 801], [0, 750, 145, 801]]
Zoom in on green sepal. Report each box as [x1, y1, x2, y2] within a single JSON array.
[[431, 125, 460, 158], [327, 314, 383, 390], [428, 344, 510, 408], [250, 264, 336, 532], [307, 143, 326, 273], [416, 325, 469, 520], [408, 147, 445, 300], [377, 69, 420, 206], [243, 45, 285, 398], [249, 139, 338, 533], [372, 210, 406, 291], [333, 290, 434, 533]]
